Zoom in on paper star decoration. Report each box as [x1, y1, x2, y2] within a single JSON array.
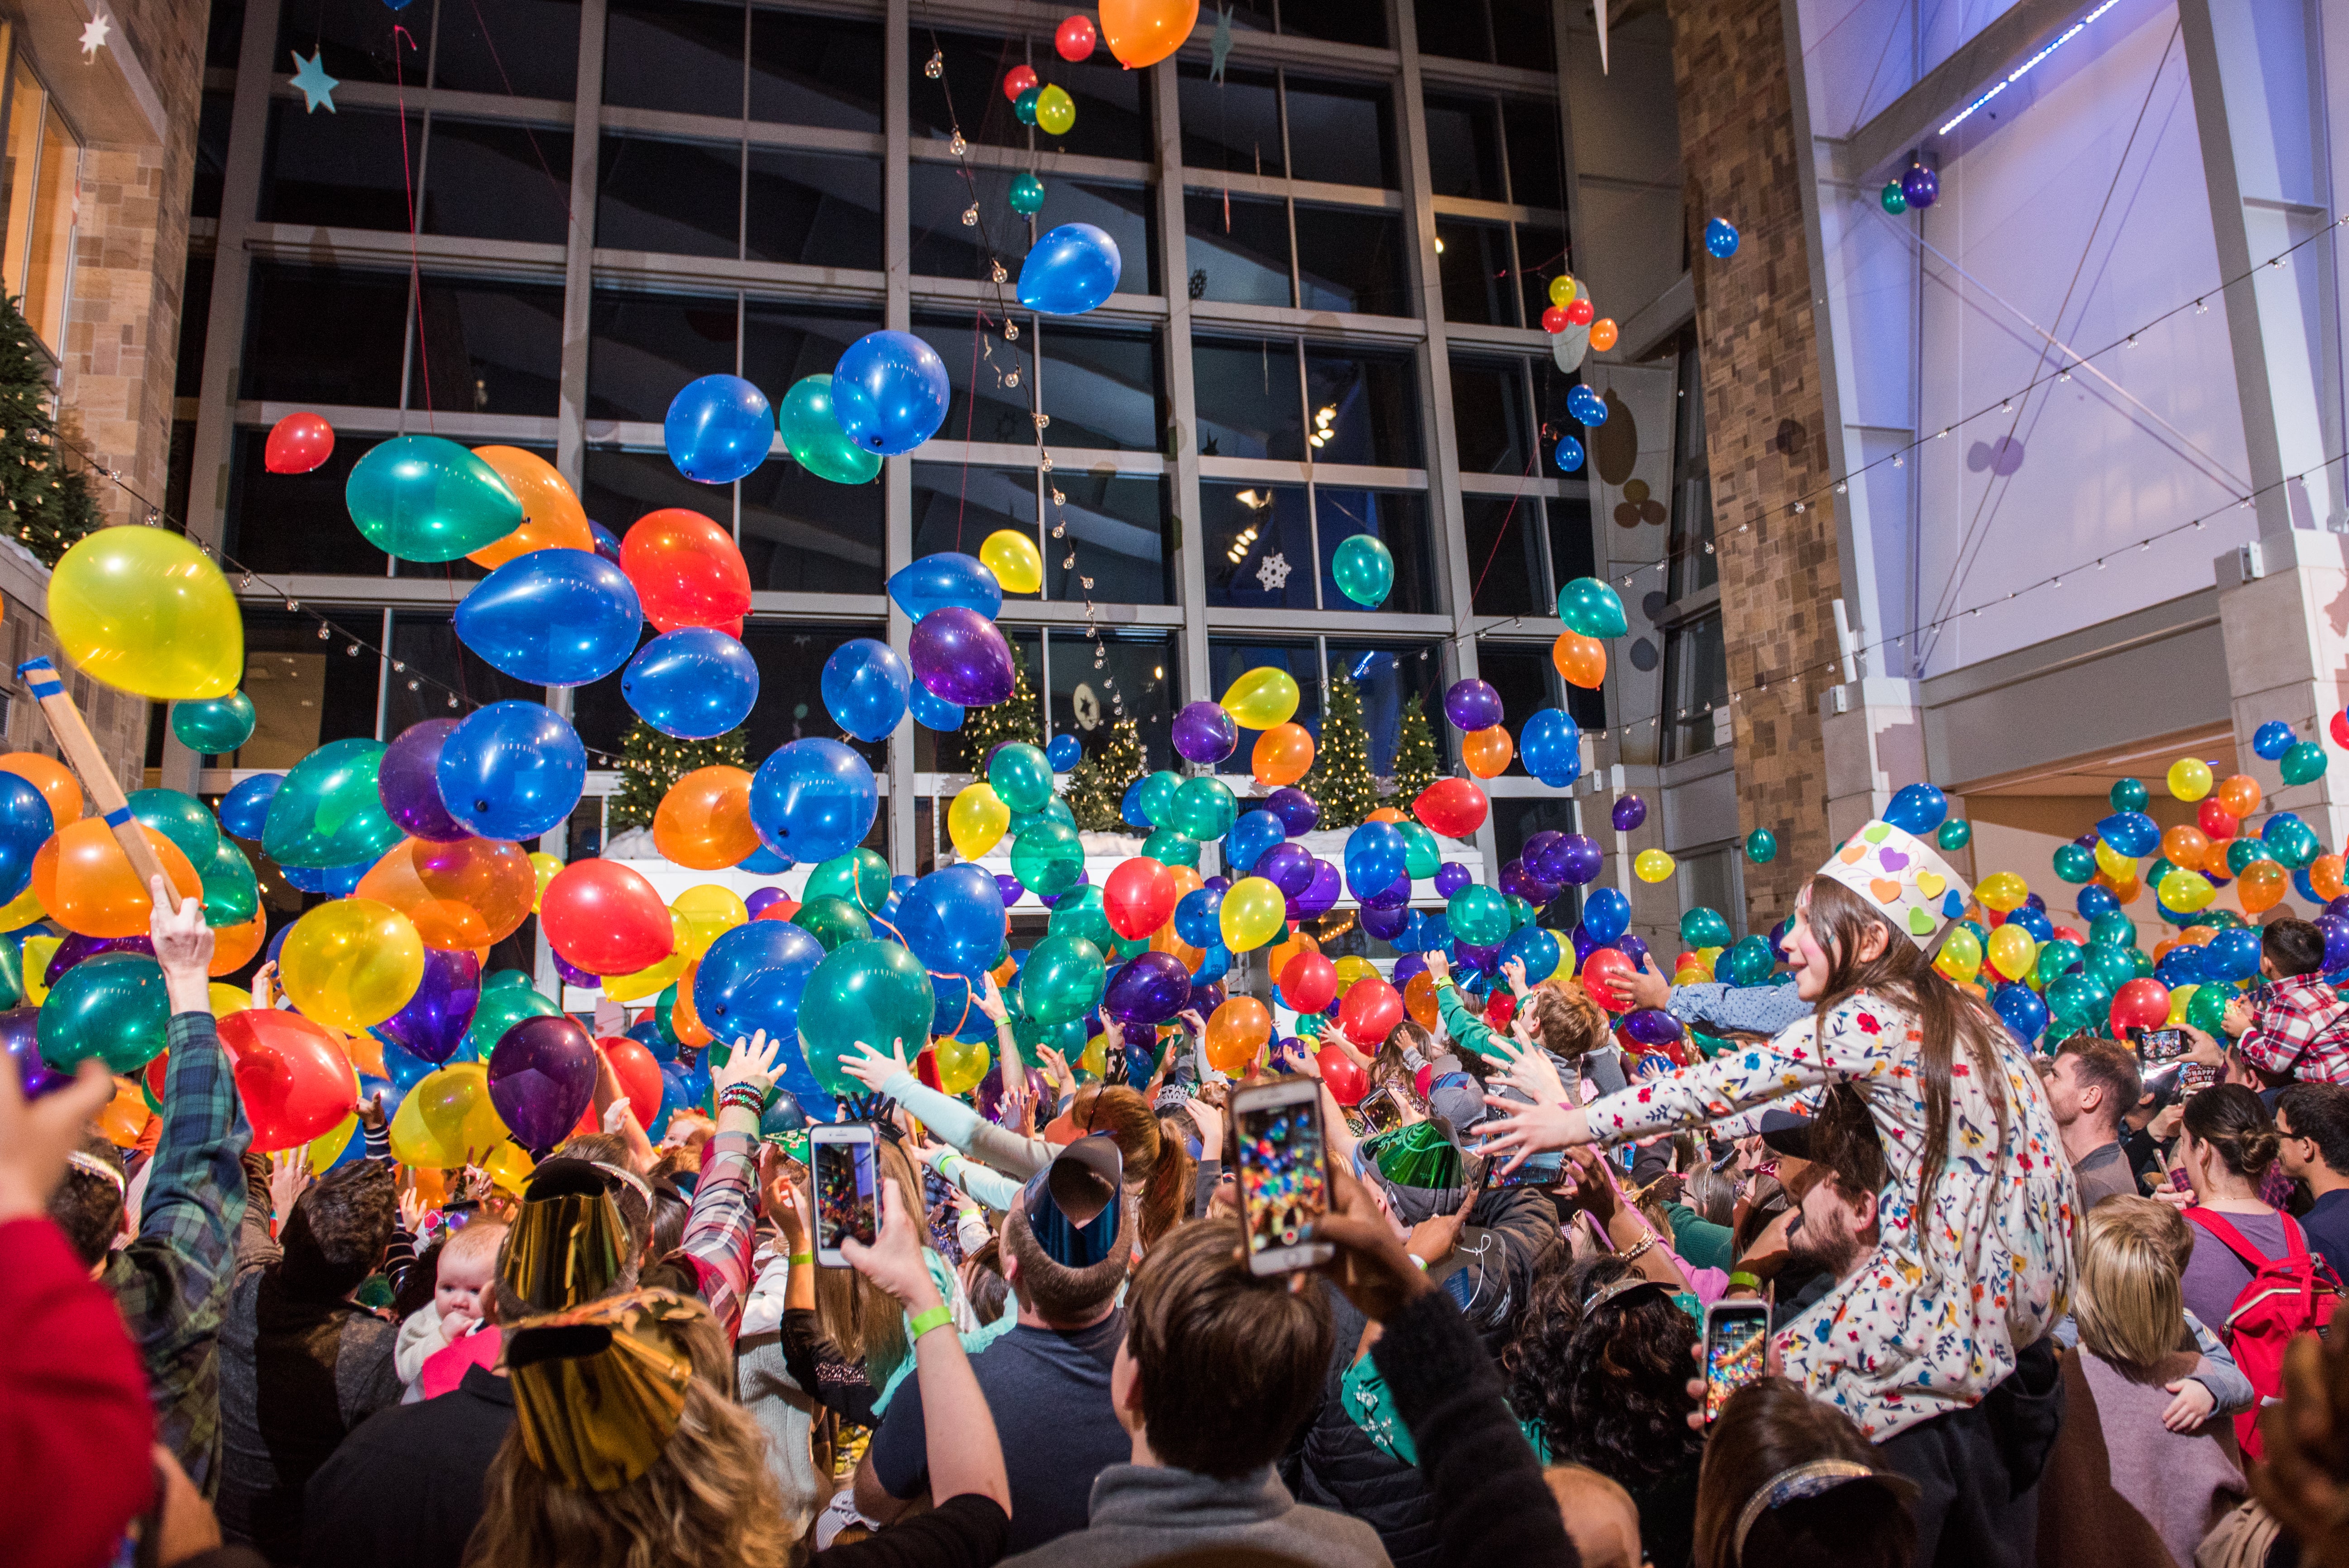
[[1255, 550, 1291, 591], [290, 49, 339, 113], [78, 12, 110, 59], [1209, 5, 1233, 82]]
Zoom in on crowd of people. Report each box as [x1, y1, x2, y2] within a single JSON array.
[[15, 823, 2349, 1568]]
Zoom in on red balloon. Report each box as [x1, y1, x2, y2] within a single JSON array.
[[1414, 778, 1489, 840], [1485, 990, 1517, 1027], [1280, 952, 1337, 1013], [1540, 305, 1569, 333], [2197, 799, 2239, 842], [542, 860, 675, 975], [1055, 14, 1097, 58], [1104, 856, 1178, 941], [597, 1034, 664, 1122], [1318, 1044, 1366, 1106], [220, 1009, 355, 1152], [1564, 296, 1595, 326], [755, 898, 803, 923], [2110, 978, 2171, 1035], [1003, 63, 1039, 99], [264, 411, 335, 474], [1580, 947, 1635, 1011], [1339, 978, 1404, 1050], [2333, 710, 2349, 750], [620, 509, 754, 635]]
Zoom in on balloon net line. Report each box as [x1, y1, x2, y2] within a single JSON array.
[[391, 24, 433, 432]]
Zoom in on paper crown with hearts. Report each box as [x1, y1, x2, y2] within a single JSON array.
[[1813, 819, 1971, 947]]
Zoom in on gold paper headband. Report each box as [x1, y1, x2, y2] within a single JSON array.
[[501, 1188, 628, 1312], [67, 1151, 126, 1194], [508, 1290, 705, 1493]]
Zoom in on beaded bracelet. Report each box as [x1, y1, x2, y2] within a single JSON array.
[[716, 1083, 765, 1117]]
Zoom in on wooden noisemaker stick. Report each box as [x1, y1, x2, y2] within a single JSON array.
[[14, 655, 182, 912]]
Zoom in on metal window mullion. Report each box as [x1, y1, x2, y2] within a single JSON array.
[[554, 0, 607, 488], [882, 0, 916, 873]]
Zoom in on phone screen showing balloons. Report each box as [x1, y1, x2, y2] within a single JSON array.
[[1232, 1078, 1333, 1276], [1702, 1300, 1772, 1423], [1357, 1085, 1405, 1136], [810, 1125, 877, 1267], [2133, 1027, 2186, 1066]]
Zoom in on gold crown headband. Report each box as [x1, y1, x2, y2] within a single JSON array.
[[508, 1290, 706, 1493], [501, 1188, 628, 1313]]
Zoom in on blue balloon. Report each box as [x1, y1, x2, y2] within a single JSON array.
[[738, 842, 791, 874], [1583, 886, 1631, 945], [2075, 884, 2119, 922], [2298, 869, 2324, 906], [1017, 223, 1122, 316], [749, 738, 878, 864], [1194, 944, 1231, 985], [377, 1036, 435, 1089], [1225, 809, 1287, 879], [2209, 927, 2263, 981], [0, 770, 50, 903], [436, 700, 586, 841], [1993, 982, 2048, 1047], [2006, 906, 2055, 942], [2096, 812, 2160, 858], [665, 373, 774, 484], [1174, 888, 1224, 949], [887, 552, 1003, 622], [1499, 926, 1562, 985], [623, 627, 759, 740], [1343, 822, 1407, 901], [1703, 217, 1740, 258], [897, 864, 1007, 977], [1046, 733, 1081, 771], [909, 684, 966, 732], [1119, 778, 1151, 830], [821, 638, 911, 743], [219, 773, 282, 841], [455, 548, 642, 687], [1567, 383, 1608, 426], [1553, 435, 1585, 473], [1521, 708, 1582, 788], [831, 330, 950, 456], [1883, 782, 1948, 835], [695, 919, 825, 1042], [2253, 720, 2296, 761]]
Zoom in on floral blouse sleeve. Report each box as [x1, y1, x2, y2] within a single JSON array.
[[1584, 998, 1898, 1145]]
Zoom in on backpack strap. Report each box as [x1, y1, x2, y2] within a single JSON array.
[[2185, 1208, 2279, 1272], [2281, 1213, 2317, 1321]]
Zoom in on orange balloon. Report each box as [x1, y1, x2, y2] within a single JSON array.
[[2216, 774, 2263, 819], [1166, 864, 1204, 903], [1203, 995, 1271, 1073], [0, 752, 81, 826], [210, 910, 267, 975], [1552, 633, 1606, 689], [1098, 0, 1197, 68], [2177, 925, 2217, 947], [407, 1165, 450, 1202], [2315, 853, 2347, 904], [1268, 931, 1319, 979], [1404, 969, 1439, 1030], [653, 766, 759, 870], [2240, 860, 2288, 914], [2161, 825, 2209, 868], [1251, 723, 1314, 787], [32, 819, 203, 937], [99, 1075, 151, 1147], [356, 837, 536, 949], [1589, 318, 1619, 353], [1463, 725, 1514, 779], [1365, 808, 1406, 824], [466, 446, 594, 567], [347, 1028, 387, 1080], [668, 963, 714, 1048]]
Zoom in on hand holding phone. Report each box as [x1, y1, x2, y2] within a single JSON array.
[[1231, 1077, 1334, 1276], [810, 1123, 879, 1267]]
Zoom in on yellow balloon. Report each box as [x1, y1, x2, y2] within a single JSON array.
[[2167, 983, 2197, 1026], [389, 1061, 502, 1167], [1986, 923, 2036, 983], [1633, 848, 1674, 883], [1332, 955, 1377, 994], [980, 528, 1044, 595], [21, 933, 58, 1005], [949, 783, 1011, 860], [604, 911, 692, 1002], [2092, 839, 2136, 883], [481, 1139, 535, 1193], [934, 1034, 990, 1095], [1222, 667, 1301, 730], [306, 1115, 357, 1175], [1548, 274, 1579, 308], [48, 526, 244, 699], [208, 983, 251, 1018], [1218, 876, 1287, 952], [2167, 757, 2214, 803], [0, 882, 45, 932], [2158, 869, 2215, 913], [280, 898, 427, 1031], [1934, 926, 1984, 983], [673, 883, 748, 959], [1078, 1033, 1106, 1078], [1975, 872, 2028, 914], [1035, 83, 1076, 136], [528, 851, 563, 913]]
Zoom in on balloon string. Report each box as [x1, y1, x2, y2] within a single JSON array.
[[392, 24, 434, 431], [459, 0, 576, 227], [1469, 436, 1544, 603], [957, 301, 982, 550]]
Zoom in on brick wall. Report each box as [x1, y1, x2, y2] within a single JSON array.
[[1666, 0, 1842, 933]]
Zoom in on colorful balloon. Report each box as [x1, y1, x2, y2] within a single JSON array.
[[1222, 667, 1300, 730], [455, 548, 642, 686], [778, 375, 882, 485], [279, 899, 425, 1032], [655, 765, 759, 869], [171, 692, 256, 755], [346, 435, 524, 563], [980, 528, 1044, 595], [38, 952, 168, 1073], [32, 820, 202, 939], [620, 509, 753, 635], [1331, 534, 1394, 607], [48, 528, 242, 699], [1099, 0, 1197, 68], [888, 551, 1002, 622], [489, 1013, 599, 1152], [822, 638, 912, 742], [1556, 577, 1629, 639], [436, 701, 586, 842], [265, 411, 335, 473], [1253, 724, 1314, 787], [1203, 996, 1270, 1073], [949, 783, 1011, 861], [542, 860, 674, 975], [1415, 778, 1488, 839], [463, 445, 593, 568], [909, 607, 1016, 706], [750, 738, 879, 865], [832, 330, 951, 455], [665, 373, 774, 485]]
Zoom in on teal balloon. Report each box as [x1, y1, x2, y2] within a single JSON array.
[[198, 835, 260, 926], [1745, 828, 1778, 864], [1722, 935, 1774, 987], [262, 739, 402, 870], [463, 985, 560, 1062], [2228, 837, 2278, 875], [2282, 741, 2328, 787], [778, 376, 882, 486], [793, 895, 872, 952], [1681, 907, 1732, 948], [1009, 171, 1046, 216], [1047, 884, 1116, 951], [1397, 822, 1440, 880], [2186, 983, 2231, 1034], [1506, 895, 1536, 931], [799, 939, 935, 1095], [1011, 820, 1085, 897], [989, 743, 1056, 814], [805, 849, 892, 915], [1166, 775, 1237, 842], [1012, 1011, 1088, 1067], [128, 788, 220, 869], [1138, 770, 1182, 828], [345, 435, 523, 563], [1331, 534, 1395, 607], [1499, 926, 1561, 984], [1141, 827, 1198, 868], [1557, 577, 1629, 638], [171, 692, 254, 754], [2053, 843, 2095, 883], [1448, 884, 1510, 947], [39, 952, 168, 1073], [485, 969, 536, 990], [2034, 938, 2082, 988], [1020, 934, 1106, 1024], [1012, 796, 1076, 835], [2108, 778, 2148, 813], [1936, 819, 1971, 851], [2083, 945, 2136, 993], [1014, 85, 1041, 125], [2089, 911, 2137, 948]]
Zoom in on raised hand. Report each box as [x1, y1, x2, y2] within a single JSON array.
[[975, 972, 1010, 1023], [840, 1037, 911, 1095], [713, 1030, 783, 1096], [150, 876, 214, 1013]]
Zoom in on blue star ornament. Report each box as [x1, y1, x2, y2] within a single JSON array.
[[1209, 5, 1233, 81], [290, 49, 339, 113]]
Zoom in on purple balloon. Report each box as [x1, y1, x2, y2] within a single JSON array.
[[553, 953, 599, 990], [909, 606, 1016, 707], [47, 933, 153, 988], [1264, 787, 1319, 837], [1361, 904, 1409, 941], [1444, 679, 1504, 732], [2327, 895, 2349, 926], [1391, 952, 1429, 986], [1556, 833, 1605, 886], [1618, 932, 1652, 974], [1258, 841, 1316, 898], [995, 873, 1025, 907], [1499, 858, 1560, 906], [1611, 794, 1647, 832], [1522, 831, 1569, 885], [1433, 861, 1472, 899], [379, 719, 472, 843], [0, 1006, 62, 1099], [1453, 941, 1499, 974], [1296, 859, 1342, 916], [976, 1058, 1051, 1124], [1172, 701, 1239, 765], [1104, 951, 1191, 1026], [1203, 875, 1232, 894], [376, 947, 483, 1066], [2321, 914, 2349, 975], [488, 1013, 599, 1153], [744, 886, 788, 918], [1623, 1008, 1683, 1047], [1366, 872, 1412, 912], [1571, 923, 1601, 967]]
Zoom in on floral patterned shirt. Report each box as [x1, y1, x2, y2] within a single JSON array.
[[1583, 990, 2076, 1440]]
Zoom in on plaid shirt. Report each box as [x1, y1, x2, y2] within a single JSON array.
[[2235, 975, 2349, 1084], [105, 1010, 252, 1499], [680, 1128, 758, 1341]]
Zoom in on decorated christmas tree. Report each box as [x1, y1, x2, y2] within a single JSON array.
[[0, 293, 98, 565], [1389, 693, 1442, 808], [609, 719, 748, 831], [1301, 664, 1379, 831], [949, 650, 1040, 773], [1068, 715, 1146, 832]]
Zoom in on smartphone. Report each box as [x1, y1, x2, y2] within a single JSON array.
[[1358, 1085, 1406, 1136], [1702, 1299, 1773, 1422], [2134, 1028, 2187, 1066], [809, 1123, 879, 1267], [1489, 1152, 1566, 1188], [1231, 1077, 1334, 1276]]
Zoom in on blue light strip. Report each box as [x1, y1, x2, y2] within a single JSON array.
[[1936, 0, 2125, 137]]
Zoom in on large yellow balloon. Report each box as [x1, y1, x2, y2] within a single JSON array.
[[389, 1061, 503, 1167], [1222, 667, 1301, 730], [306, 1115, 357, 1176], [48, 526, 243, 699], [1934, 926, 1983, 983], [2158, 869, 2215, 913], [1986, 923, 2036, 982], [1099, 0, 1198, 68], [280, 898, 427, 1031], [2092, 839, 2137, 883], [980, 529, 1043, 595], [1633, 848, 1675, 883], [674, 883, 748, 960], [1034, 83, 1075, 136], [935, 1034, 990, 1095], [1218, 875, 1287, 952], [466, 446, 593, 568], [208, 983, 251, 1018], [1332, 955, 1377, 994], [950, 783, 1011, 860], [2167, 757, 2214, 802], [1975, 872, 2029, 914]]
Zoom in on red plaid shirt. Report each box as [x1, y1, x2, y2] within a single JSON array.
[[2235, 975, 2349, 1084]]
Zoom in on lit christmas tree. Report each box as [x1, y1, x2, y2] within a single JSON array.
[[0, 292, 98, 566], [1302, 664, 1379, 831], [1068, 715, 1146, 832], [948, 650, 1040, 773], [609, 719, 748, 832], [1389, 693, 1442, 808]]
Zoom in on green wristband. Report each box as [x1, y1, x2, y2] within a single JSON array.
[[788, 1252, 813, 1268], [1727, 1270, 1761, 1292], [908, 1303, 954, 1340]]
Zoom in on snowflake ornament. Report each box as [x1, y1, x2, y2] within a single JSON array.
[[1255, 550, 1291, 591]]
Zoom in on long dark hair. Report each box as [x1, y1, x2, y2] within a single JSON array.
[[1801, 876, 2012, 1244], [1502, 1252, 1704, 1491]]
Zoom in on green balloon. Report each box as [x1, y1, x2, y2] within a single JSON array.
[[1141, 827, 1198, 868], [1745, 828, 1778, 864], [1011, 820, 1084, 897], [2089, 911, 2136, 948], [171, 691, 255, 755], [0, 941, 21, 1010], [2083, 945, 2135, 993], [1138, 771, 1182, 828], [799, 938, 935, 1093], [2186, 982, 2232, 1033], [129, 788, 221, 870], [199, 836, 260, 927], [1020, 933, 1105, 1025], [1936, 819, 1971, 851], [2272, 822, 2320, 870], [2227, 837, 2279, 876], [1331, 534, 1395, 608], [262, 739, 403, 870], [777, 376, 881, 486], [1011, 797, 1076, 835], [2282, 741, 2329, 787], [1681, 907, 1732, 948], [1397, 822, 1440, 880], [1506, 895, 1536, 931], [806, 849, 891, 914], [1448, 885, 1510, 947], [990, 743, 1056, 814], [1722, 935, 1774, 986], [794, 894, 873, 952], [1008, 171, 1046, 216], [1880, 181, 1908, 215], [2052, 843, 2095, 883], [1047, 883, 1116, 951], [1013, 85, 1041, 126], [2108, 778, 2148, 813], [2128, 946, 2154, 979], [1012, 1011, 1087, 1067], [1166, 775, 1237, 842], [39, 952, 168, 1073], [2033, 938, 2082, 988], [465, 986, 561, 1061], [2045, 973, 2104, 1031], [485, 968, 536, 990], [651, 996, 679, 1049], [1556, 577, 1629, 639], [346, 435, 524, 563]]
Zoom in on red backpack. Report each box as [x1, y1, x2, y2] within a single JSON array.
[[2184, 1208, 2339, 1459]]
